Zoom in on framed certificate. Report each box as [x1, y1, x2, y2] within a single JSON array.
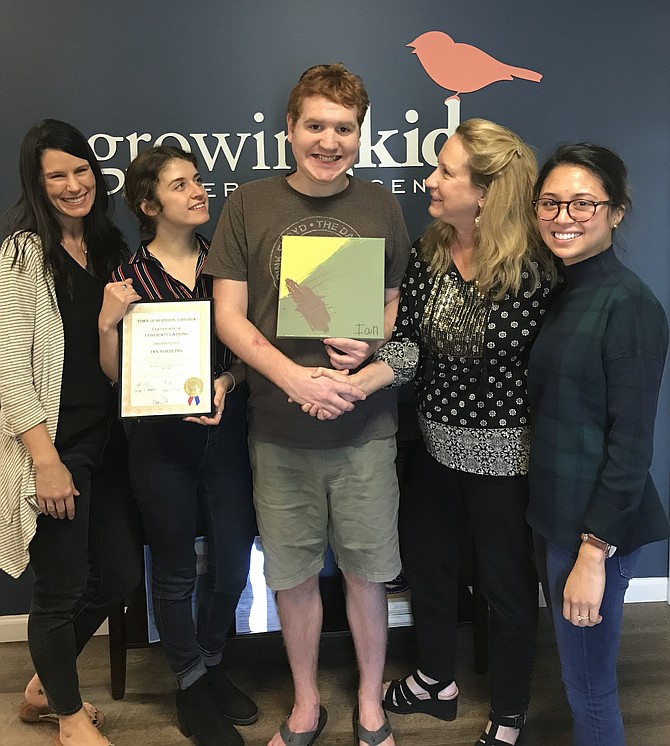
[[119, 299, 214, 419]]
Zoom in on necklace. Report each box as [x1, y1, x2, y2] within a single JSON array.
[[61, 236, 87, 255]]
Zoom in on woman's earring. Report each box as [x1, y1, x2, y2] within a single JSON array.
[[474, 215, 481, 227]]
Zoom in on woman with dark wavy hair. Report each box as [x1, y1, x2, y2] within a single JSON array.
[[0, 119, 142, 746], [99, 145, 256, 746]]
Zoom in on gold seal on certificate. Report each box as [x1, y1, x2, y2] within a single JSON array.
[[119, 299, 214, 418], [183, 377, 204, 403]]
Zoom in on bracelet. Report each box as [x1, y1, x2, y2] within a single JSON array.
[[213, 365, 235, 393], [221, 370, 236, 393], [580, 532, 616, 558]]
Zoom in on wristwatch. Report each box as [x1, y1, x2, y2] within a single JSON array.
[[580, 532, 617, 558]]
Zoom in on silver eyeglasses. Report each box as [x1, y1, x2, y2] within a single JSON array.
[[532, 198, 612, 222]]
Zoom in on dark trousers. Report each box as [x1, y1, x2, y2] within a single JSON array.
[[28, 422, 143, 714], [128, 389, 256, 688], [401, 442, 538, 715]]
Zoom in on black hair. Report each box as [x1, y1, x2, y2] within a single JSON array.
[[535, 142, 632, 213], [124, 146, 198, 236], [5, 119, 127, 286]]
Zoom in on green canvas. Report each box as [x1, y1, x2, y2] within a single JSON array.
[[277, 236, 385, 339]]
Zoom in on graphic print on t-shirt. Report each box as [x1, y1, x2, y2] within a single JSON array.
[[269, 215, 359, 289]]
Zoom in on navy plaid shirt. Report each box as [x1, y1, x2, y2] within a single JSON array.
[[527, 248, 670, 554]]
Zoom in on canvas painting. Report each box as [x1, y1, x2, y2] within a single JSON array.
[[277, 236, 385, 339]]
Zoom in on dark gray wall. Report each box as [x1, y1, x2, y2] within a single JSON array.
[[1, 0, 668, 611]]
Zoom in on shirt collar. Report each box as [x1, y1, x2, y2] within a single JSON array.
[[129, 233, 209, 267]]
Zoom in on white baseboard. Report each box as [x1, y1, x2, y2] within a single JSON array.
[[623, 576, 669, 603], [0, 576, 667, 643], [0, 615, 108, 644]]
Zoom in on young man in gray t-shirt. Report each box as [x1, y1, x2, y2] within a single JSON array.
[[208, 63, 410, 746]]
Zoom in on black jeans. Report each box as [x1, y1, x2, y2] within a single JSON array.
[[128, 389, 256, 688], [400, 442, 538, 715], [28, 421, 143, 714]]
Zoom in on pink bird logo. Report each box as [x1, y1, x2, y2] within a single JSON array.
[[408, 31, 542, 101]]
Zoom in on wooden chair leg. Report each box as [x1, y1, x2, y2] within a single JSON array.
[[107, 601, 128, 700]]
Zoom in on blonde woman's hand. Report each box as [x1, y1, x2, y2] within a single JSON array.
[[298, 367, 352, 420]]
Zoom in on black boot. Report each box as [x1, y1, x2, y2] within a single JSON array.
[[206, 662, 258, 725], [176, 674, 244, 746]]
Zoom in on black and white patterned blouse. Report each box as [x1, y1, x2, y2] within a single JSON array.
[[376, 241, 557, 476]]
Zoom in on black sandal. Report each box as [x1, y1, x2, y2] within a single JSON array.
[[382, 669, 457, 721], [476, 711, 526, 745]]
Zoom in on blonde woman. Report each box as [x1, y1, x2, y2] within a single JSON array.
[[308, 119, 558, 745]]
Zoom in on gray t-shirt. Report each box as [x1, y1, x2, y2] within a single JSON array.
[[207, 175, 411, 448]]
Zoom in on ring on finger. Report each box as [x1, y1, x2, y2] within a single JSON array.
[[121, 283, 127, 290], [577, 615, 588, 621]]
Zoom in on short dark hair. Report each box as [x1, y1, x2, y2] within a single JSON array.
[[124, 145, 198, 236], [6, 118, 126, 283], [535, 143, 632, 213], [287, 62, 369, 128]]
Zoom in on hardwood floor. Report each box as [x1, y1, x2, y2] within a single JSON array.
[[1, 602, 668, 745]]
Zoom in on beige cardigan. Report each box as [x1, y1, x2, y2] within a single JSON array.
[[0, 233, 64, 578]]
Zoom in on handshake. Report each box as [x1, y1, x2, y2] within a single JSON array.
[[286, 337, 376, 421]]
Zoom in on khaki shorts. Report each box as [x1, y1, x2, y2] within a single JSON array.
[[249, 437, 401, 590]]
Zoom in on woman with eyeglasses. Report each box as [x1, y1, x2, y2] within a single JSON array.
[[527, 143, 669, 746]]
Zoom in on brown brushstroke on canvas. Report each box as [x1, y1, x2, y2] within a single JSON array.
[[284, 278, 331, 333]]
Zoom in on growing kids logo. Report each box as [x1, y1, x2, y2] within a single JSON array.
[[89, 32, 543, 200]]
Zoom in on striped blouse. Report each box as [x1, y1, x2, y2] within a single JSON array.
[[110, 234, 234, 372]]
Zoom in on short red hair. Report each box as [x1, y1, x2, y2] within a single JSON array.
[[287, 63, 369, 128]]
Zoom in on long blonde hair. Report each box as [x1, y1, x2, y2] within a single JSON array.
[[421, 118, 556, 298]]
